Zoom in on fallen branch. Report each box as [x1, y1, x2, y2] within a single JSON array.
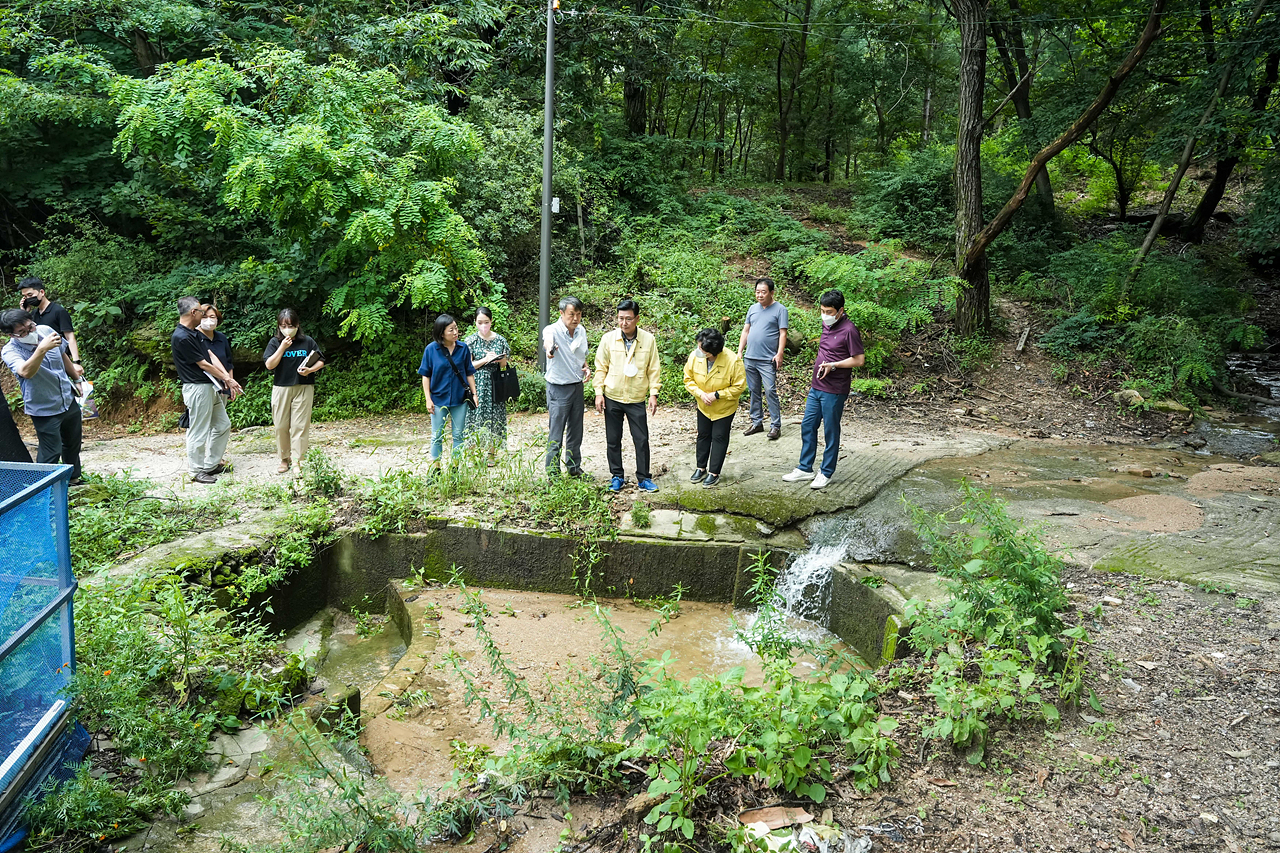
[[1211, 378, 1274, 406]]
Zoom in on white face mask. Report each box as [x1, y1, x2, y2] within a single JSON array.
[[17, 331, 38, 345], [694, 347, 707, 359], [199, 318, 217, 331], [821, 312, 840, 327], [281, 327, 297, 338]]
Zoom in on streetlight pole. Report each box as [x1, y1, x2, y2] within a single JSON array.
[[538, 0, 557, 369]]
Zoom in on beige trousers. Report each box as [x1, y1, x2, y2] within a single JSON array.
[[271, 384, 315, 465]]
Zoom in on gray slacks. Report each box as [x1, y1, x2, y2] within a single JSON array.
[[744, 357, 781, 429], [545, 381, 584, 475], [183, 383, 230, 475]]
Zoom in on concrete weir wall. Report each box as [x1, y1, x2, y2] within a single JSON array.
[[320, 519, 791, 609]]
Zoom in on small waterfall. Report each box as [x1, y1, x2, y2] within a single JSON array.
[[774, 525, 852, 627]]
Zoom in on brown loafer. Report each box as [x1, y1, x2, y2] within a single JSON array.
[[743, 423, 764, 436], [767, 427, 781, 440]]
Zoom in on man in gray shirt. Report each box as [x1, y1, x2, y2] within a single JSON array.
[[542, 296, 591, 476], [738, 277, 788, 440], [0, 308, 85, 481]]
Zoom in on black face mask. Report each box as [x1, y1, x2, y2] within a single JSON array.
[[22, 296, 41, 310]]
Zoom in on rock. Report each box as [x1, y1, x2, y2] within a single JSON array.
[[1257, 451, 1280, 466], [1114, 389, 1144, 406], [756, 522, 775, 536], [183, 802, 205, 819], [1184, 436, 1207, 449], [1150, 399, 1189, 414]]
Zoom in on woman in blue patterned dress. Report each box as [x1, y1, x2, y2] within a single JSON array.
[[464, 307, 511, 461]]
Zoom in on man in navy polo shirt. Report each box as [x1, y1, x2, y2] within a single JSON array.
[[781, 290, 864, 490]]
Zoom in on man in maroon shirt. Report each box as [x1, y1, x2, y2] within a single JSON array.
[[782, 289, 865, 490]]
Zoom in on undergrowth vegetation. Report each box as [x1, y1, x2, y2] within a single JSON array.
[[222, 481, 1092, 853], [1014, 231, 1263, 402]]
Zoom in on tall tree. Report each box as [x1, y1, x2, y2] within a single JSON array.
[[953, 0, 1167, 335]]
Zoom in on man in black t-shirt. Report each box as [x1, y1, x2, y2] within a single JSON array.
[[20, 277, 81, 365], [172, 296, 242, 483]]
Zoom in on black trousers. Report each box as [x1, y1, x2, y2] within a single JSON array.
[[0, 391, 31, 463], [30, 401, 82, 478], [696, 409, 734, 474], [604, 397, 650, 480]]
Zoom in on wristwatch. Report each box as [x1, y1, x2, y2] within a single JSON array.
[[714, 391, 720, 400]]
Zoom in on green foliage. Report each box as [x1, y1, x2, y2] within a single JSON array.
[[111, 46, 502, 342], [69, 472, 230, 575], [24, 766, 188, 847], [301, 448, 344, 497], [852, 147, 956, 248], [799, 250, 958, 374], [74, 571, 294, 777], [1026, 235, 1263, 397], [908, 480, 1067, 642], [900, 482, 1088, 762], [235, 714, 435, 853], [630, 500, 652, 529]]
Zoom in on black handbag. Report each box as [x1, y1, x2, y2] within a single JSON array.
[[495, 364, 521, 404]]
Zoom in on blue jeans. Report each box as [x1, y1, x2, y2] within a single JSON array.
[[431, 404, 469, 461], [744, 357, 781, 430], [797, 389, 848, 478]]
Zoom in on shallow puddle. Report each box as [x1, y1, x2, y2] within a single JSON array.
[[360, 588, 844, 795]]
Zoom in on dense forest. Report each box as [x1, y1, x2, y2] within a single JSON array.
[[2, 0, 1278, 418]]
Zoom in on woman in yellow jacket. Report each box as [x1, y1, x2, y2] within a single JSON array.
[[683, 328, 747, 487]]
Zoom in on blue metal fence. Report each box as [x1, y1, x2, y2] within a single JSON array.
[[0, 462, 77, 837]]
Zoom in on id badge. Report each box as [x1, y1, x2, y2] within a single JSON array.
[[623, 363, 638, 377]]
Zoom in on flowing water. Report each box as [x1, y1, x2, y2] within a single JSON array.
[[774, 517, 858, 627]]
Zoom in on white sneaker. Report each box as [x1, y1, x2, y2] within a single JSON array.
[[782, 468, 815, 482], [810, 473, 830, 489]]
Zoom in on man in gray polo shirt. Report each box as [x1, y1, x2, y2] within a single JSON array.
[[738, 277, 788, 440], [0, 308, 85, 481], [542, 296, 591, 476]]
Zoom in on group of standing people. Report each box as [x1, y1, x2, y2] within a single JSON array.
[[171, 297, 325, 484], [537, 278, 864, 491], [3, 274, 862, 492]]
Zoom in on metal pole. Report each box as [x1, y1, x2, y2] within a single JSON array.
[[538, 0, 556, 370]]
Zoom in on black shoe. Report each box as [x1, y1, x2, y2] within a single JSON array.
[[743, 423, 764, 436], [208, 462, 230, 475], [690, 468, 707, 482], [192, 472, 218, 484], [702, 473, 720, 488], [69, 477, 84, 487], [767, 426, 781, 440]]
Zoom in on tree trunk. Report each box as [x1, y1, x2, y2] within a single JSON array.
[[623, 77, 647, 135], [955, 0, 1167, 336], [1183, 51, 1279, 242], [992, 10, 1054, 206], [954, 0, 991, 336], [774, 0, 813, 181], [963, 0, 1167, 264], [1130, 0, 1271, 282]]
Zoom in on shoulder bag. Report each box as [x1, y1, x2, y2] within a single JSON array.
[[445, 347, 477, 409]]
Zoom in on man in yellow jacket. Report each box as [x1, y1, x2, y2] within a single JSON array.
[[595, 299, 662, 492]]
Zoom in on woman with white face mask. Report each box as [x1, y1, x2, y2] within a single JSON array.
[[197, 304, 237, 470], [682, 328, 747, 488], [264, 308, 326, 474], [198, 305, 235, 396]]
